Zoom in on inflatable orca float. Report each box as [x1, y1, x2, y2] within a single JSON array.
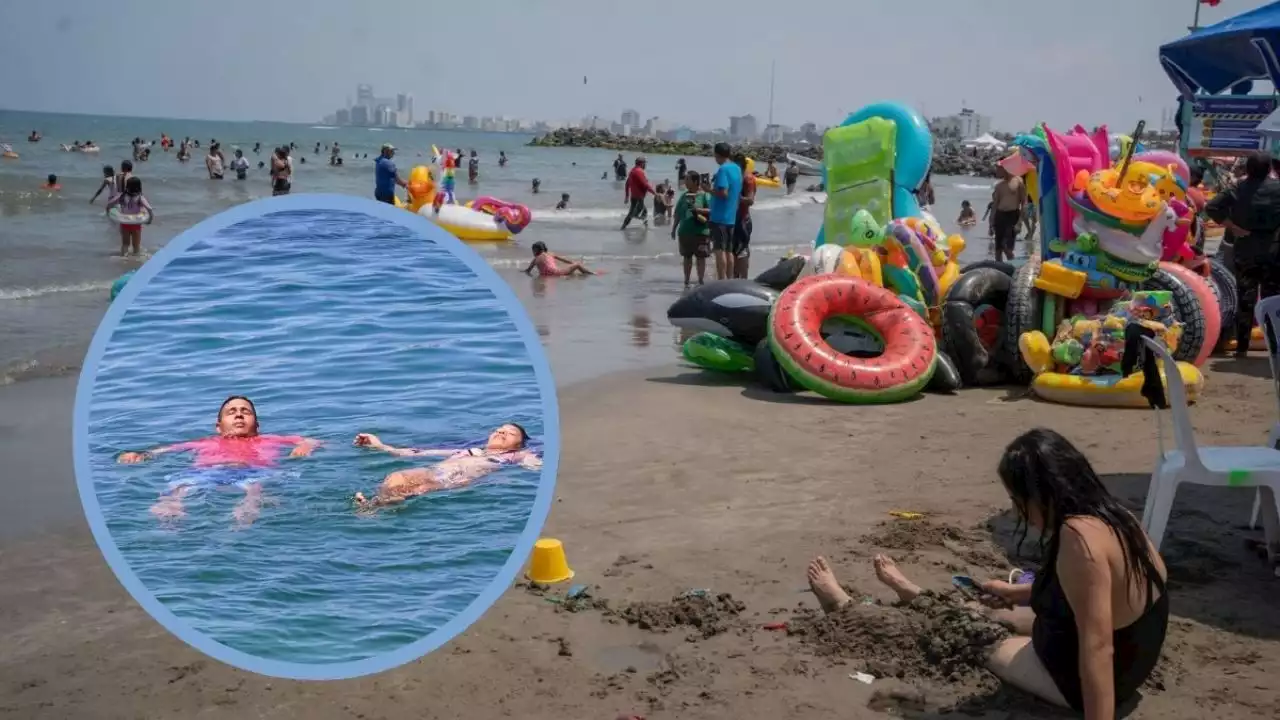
[[666, 280, 780, 346]]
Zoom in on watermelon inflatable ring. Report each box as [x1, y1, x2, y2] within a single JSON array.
[[768, 274, 938, 404]]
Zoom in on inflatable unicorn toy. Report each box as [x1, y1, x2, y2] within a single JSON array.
[[433, 152, 458, 210]]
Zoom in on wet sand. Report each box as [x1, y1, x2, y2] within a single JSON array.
[[3, 358, 1280, 719]]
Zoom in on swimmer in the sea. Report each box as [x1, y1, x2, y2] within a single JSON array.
[[351, 423, 542, 508], [117, 396, 322, 525]]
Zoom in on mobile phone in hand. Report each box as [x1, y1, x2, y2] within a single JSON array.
[[952, 575, 988, 597]]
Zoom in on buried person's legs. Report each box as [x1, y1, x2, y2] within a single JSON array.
[[807, 554, 1068, 709]]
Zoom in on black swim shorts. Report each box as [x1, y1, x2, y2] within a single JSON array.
[[993, 209, 1021, 253], [710, 222, 734, 252], [678, 234, 710, 259], [375, 190, 396, 205]]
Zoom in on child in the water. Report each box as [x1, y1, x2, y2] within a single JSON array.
[[41, 173, 61, 191], [523, 241, 594, 277], [105, 176, 153, 256], [532, 178, 541, 194], [555, 193, 570, 210], [958, 200, 977, 227]]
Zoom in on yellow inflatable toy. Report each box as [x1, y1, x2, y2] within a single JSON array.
[[406, 165, 436, 212], [1018, 291, 1204, 408], [1080, 166, 1163, 224], [746, 157, 781, 188], [396, 164, 514, 242]]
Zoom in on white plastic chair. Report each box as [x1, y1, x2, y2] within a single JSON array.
[[1252, 295, 1280, 528], [1141, 336, 1280, 559]]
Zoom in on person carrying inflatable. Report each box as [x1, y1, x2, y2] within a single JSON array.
[[375, 144, 407, 204]]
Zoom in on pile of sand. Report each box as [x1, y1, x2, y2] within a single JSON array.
[[787, 591, 1010, 685]]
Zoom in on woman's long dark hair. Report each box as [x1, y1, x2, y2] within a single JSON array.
[[998, 428, 1162, 601]]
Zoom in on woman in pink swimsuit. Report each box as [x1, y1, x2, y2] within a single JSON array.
[[352, 423, 542, 509], [522, 241, 594, 277], [117, 396, 322, 525]]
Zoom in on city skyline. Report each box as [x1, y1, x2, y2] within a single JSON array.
[[320, 84, 1021, 145]]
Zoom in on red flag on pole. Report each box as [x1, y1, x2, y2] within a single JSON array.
[[1201, 0, 1221, 6]]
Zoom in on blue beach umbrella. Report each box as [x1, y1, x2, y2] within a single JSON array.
[[1160, 0, 1280, 97]]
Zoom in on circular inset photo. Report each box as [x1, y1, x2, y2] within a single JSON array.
[[74, 195, 559, 680]]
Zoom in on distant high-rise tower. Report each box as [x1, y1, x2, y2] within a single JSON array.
[[356, 84, 375, 105], [621, 109, 640, 128]]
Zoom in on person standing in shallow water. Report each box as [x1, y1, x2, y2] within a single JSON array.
[[672, 170, 712, 287], [990, 166, 1026, 263], [708, 142, 744, 280], [270, 147, 292, 196], [621, 157, 655, 230], [374, 144, 407, 204], [805, 428, 1168, 718]]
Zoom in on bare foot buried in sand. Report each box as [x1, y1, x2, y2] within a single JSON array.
[[873, 554, 924, 603], [806, 556, 852, 612]]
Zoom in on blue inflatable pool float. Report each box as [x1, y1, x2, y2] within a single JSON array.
[[815, 101, 935, 247]]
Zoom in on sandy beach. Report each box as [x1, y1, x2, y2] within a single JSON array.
[[3, 355, 1280, 719]]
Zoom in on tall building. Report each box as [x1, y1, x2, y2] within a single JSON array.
[[336, 108, 351, 125], [350, 105, 369, 125], [621, 109, 640, 128], [356, 84, 375, 106], [396, 94, 414, 126], [932, 108, 991, 140], [730, 114, 759, 140], [463, 115, 480, 130]]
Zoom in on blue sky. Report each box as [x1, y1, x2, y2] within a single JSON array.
[[0, 0, 1268, 132]]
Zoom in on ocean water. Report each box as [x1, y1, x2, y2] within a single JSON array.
[[0, 109, 1003, 387], [84, 209, 546, 665]]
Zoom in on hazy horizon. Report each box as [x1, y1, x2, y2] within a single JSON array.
[[0, 0, 1268, 134]]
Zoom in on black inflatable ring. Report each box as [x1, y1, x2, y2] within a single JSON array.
[[941, 267, 1012, 386]]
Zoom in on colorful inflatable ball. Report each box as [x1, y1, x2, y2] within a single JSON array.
[[666, 279, 780, 347], [682, 332, 754, 373], [941, 267, 1012, 386], [767, 274, 937, 404]]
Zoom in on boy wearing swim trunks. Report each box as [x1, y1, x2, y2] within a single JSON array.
[[672, 171, 711, 287]]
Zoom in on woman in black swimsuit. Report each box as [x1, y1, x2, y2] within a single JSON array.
[[806, 428, 1168, 716]]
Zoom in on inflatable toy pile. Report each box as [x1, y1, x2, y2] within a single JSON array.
[[1017, 291, 1203, 407], [961, 122, 1229, 407], [668, 102, 975, 404], [394, 147, 532, 242], [666, 105, 1226, 409]]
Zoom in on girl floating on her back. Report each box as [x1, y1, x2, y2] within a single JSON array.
[[522, 241, 594, 277], [104, 176, 153, 256], [117, 396, 322, 526]]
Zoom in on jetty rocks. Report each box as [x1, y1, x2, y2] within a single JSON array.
[[527, 128, 1004, 178]]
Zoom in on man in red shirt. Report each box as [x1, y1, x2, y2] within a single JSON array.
[[621, 156, 655, 229]]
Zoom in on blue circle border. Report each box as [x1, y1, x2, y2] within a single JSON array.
[[72, 193, 561, 681]]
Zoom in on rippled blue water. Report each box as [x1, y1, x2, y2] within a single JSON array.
[[86, 209, 545, 665]]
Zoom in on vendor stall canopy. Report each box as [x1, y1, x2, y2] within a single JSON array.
[[1161, 0, 1280, 97]]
